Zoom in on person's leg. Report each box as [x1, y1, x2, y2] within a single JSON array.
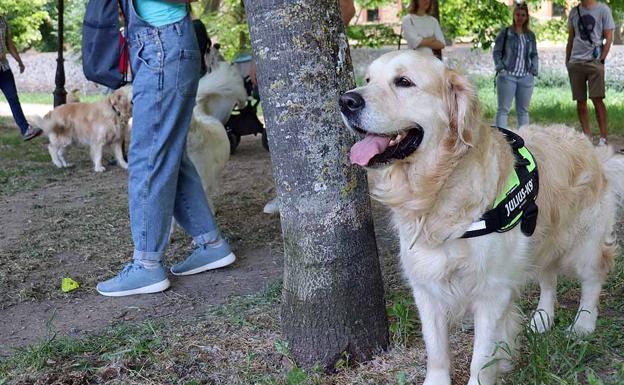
[[515, 74, 534, 127], [0, 68, 29, 135], [97, 18, 233, 296], [568, 62, 592, 137], [169, 149, 236, 276], [587, 62, 607, 142], [495, 73, 515, 128], [98, 23, 193, 296], [592, 98, 608, 141], [577, 100, 591, 137]]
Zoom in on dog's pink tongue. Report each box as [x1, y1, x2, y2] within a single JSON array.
[[350, 134, 391, 166]]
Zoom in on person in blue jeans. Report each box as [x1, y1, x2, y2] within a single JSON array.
[[492, 2, 539, 129], [97, 0, 235, 297], [0, 15, 42, 141]]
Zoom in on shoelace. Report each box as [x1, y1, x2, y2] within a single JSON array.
[[118, 262, 139, 278]]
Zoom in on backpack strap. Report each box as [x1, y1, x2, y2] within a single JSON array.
[[500, 27, 508, 67], [576, 6, 594, 46]]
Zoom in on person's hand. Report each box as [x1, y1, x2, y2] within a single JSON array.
[[18, 62, 25, 74]]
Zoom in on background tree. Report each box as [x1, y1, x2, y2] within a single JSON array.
[[244, 0, 389, 370], [0, 0, 48, 50]]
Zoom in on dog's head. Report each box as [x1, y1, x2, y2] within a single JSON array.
[[340, 51, 478, 168], [109, 85, 133, 120], [205, 43, 226, 74]]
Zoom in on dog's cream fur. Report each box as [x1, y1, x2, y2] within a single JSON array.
[[187, 58, 247, 210], [342, 51, 624, 385], [35, 86, 132, 172]]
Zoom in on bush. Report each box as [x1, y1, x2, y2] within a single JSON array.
[[532, 18, 568, 44], [347, 23, 400, 49]]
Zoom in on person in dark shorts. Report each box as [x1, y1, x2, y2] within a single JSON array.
[[565, 0, 614, 146]]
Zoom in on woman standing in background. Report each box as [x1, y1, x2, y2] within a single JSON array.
[[493, 2, 539, 129], [401, 0, 445, 57]]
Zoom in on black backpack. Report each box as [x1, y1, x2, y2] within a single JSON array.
[[82, 0, 128, 89]]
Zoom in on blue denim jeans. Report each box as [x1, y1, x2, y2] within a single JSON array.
[[127, 17, 219, 263], [495, 72, 534, 128], [0, 68, 29, 134]]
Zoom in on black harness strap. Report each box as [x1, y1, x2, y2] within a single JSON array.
[[461, 127, 539, 239]]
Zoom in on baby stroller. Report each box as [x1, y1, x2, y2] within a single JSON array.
[[226, 54, 269, 154]]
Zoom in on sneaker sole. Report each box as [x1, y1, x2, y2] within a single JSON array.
[[23, 130, 43, 141], [171, 252, 236, 276], [97, 278, 171, 297]]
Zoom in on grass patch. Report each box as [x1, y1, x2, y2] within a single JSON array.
[[0, 92, 103, 105], [470, 74, 624, 134], [0, 127, 62, 195], [0, 321, 165, 384]]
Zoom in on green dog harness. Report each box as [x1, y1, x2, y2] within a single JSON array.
[[461, 127, 539, 238]]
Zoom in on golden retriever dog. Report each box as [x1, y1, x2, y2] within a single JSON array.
[[67, 88, 81, 103], [187, 55, 247, 210], [339, 51, 624, 385], [35, 86, 132, 172]]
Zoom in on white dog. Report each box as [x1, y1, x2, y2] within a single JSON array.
[[35, 86, 132, 172], [187, 58, 247, 209], [340, 51, 623, 385], [184, 46, 247, 211]]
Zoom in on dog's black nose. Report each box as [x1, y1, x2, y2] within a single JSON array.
[[339, 92, 365, 113]]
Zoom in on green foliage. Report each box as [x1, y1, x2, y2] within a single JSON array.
[[0, 0, 48, 50], [355, 0, 396, 9], [440, 0, 509, 50], [347, 23, 399, 48], [532, 17, 568, 44], [198, 0, 249, 61], [387, 294, 418, 348]]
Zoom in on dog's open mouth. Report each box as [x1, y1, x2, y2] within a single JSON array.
[[350, 126, 424, 167]]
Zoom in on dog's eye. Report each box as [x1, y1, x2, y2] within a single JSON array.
[[365, 77, 370, 84], [394, 76, 414, 88]]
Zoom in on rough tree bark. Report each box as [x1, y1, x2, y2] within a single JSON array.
[[244, 0, 389, 370]]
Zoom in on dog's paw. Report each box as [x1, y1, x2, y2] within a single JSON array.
[[529, 310, 553, 333], [94, 166, 106, 172], [423, 370, 451, 385], [119, 162, 128, 170], [567, 312, 597, 337]]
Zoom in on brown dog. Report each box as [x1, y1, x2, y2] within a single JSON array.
[[35, 86, 132, 172]]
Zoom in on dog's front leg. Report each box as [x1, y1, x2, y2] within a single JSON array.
[[48, 144, 63, 168], [113, 141, 128, 169], [468, 290, 514, 385], [413, 288, 451, 385], [90, 143, 106, 172]]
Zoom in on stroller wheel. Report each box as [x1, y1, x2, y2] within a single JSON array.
[[228, 131, 241, 154], [262, 128, 270, 152]]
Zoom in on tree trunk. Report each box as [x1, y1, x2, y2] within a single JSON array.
[[244, 0, 389, 370]]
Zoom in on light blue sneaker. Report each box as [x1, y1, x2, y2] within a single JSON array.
[[170, 239, 236, 276], [97, 261, 170, 297]]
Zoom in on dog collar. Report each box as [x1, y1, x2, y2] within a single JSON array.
[[111, 103, 122, 117], [461, 127, 539, 239]]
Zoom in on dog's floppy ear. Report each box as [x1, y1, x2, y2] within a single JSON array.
[[443, 69, 478, 148]]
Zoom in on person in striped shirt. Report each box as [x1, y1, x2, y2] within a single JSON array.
[[492, 2, 539, 129]]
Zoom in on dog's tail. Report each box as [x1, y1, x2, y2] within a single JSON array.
[[30, 114, 53, 135], [600, 146, 624, 204], [598, 146, 624, 274], [196, 62, 248, 109]]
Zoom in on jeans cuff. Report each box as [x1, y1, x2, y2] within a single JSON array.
[[193, 230, 220, 246], [132, 249, 164, 262]]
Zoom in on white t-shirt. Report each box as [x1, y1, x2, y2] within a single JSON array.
[[401, 14, 445, 56]]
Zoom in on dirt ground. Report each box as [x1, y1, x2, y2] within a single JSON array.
[[0, 129, 285, 356], [1, 120, 623, 384]]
